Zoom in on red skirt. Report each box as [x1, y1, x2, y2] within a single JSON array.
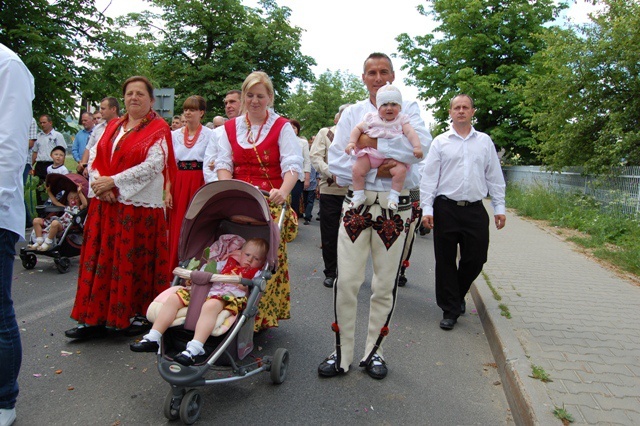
[[71, 199, 171, 329], [167, 169, 205, 270]]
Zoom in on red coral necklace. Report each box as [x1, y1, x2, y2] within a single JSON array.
[[245, 111, 269, 145], [183, 124, 202, 148]]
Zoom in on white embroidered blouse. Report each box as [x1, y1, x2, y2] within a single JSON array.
[[88, 127, 168, 208]]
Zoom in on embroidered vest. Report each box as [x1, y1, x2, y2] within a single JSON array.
[[225, 117, 288, 191]]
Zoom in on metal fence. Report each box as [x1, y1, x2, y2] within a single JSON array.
[[503, 166, 640, 218]]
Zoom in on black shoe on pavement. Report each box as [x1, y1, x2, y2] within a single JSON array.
[[64, 325, 107, 339], [419, 224, 431, 235], [461, 300, 466, 314], [316, 216, 321, 221], [121, 316, 152, 336], [129, 338, 159, 353], [397, 275, 407, 287], [303, 219, 310, 225], [318, 354, 344, 377], [323, 277, 335, 288], [364, 354, 388, 380], [439, 318, 457, 330]]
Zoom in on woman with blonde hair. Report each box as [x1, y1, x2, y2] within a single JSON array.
[[214, 71, 302, 331]]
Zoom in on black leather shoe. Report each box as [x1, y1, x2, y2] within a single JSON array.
[[174, 352, 196, 366], [418, 224, 431, 235], [397, 275, 407, 287], [130, 339, 159, 353], [64, 325, 107, 339], [439, 318, 457, 330], [303, 219, 310, 225], [318, 354, 344, 377], [461, 300, 466, 314], [364, 354, 388, 380], [323, 277, 335, 288], [121, 316, 152, 336]]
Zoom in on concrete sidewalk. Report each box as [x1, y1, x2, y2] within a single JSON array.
[[472, 201, 640, 425]]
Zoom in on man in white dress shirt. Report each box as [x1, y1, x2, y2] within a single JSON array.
[[420, 94, 506, 331], [203, 90, 241, 183], [0, 42, 35, 426], [318, 53, 432, 380]]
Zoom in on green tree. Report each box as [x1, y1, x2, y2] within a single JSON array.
[[0, 0, 106, 128], [121, 0, 315, 121], [524, 0, 640, 171], [281, 70, 367, 137], [80, 17, 156, 106], [396, 0, 565, 161]]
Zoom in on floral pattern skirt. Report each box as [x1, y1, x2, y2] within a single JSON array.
[[70, 200, 171, 329], [253, 202, 298, 331]]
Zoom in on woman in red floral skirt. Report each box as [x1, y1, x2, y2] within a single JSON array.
[[66, 76, 177, 339], [166, 95, 212, 270]]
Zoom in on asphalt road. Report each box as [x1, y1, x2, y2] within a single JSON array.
[[12, 218, 512, 425]]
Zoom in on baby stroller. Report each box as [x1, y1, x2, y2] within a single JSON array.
[[155, 180, 289, 425], [19, 173, 89, 274]]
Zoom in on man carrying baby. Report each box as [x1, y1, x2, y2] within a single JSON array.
[[130, 238, 268, 366], [318, 52, 432, 380]]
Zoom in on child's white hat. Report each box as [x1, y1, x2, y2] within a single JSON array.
[[376, 82, 402, 108]]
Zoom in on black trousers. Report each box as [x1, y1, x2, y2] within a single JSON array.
[[433, 197, 489, 319], [319, 193, 345, 279], [290, 180, 304, 217], [33, 161, 52, 182]]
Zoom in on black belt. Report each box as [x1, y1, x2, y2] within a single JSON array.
[[437, 195, 482, 207], [177, 161, 203, 171], [347, 190, 411, 206]]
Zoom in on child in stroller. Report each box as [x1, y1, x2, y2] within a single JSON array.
[[21, 173, 90, 273], [130, 236, 268, 366], [28, 181, 87, 252]]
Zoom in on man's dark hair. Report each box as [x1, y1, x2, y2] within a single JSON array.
[[226, 89, 242, 97], [102, 97, 121, 115], [363, 52, 394, 73], [450, 94, 475, 109]]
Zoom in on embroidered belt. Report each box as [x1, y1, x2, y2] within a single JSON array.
[[177, 161, 203, 171], [437, 195, 482, 207]]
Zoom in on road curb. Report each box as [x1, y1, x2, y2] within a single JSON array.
[[471, 278, 558, 425]]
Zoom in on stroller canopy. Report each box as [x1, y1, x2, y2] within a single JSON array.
[[178, 180, 280, 269], [45, 173, 89, 205]]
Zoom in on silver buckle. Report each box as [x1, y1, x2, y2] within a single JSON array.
[[456, 201, 467, 207]]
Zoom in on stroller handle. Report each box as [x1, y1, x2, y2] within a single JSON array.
[[172, 267, 266, 290]]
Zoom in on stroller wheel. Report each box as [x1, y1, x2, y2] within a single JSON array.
[[270, 348, 290, 384], [55, 257, 71, 274], [22, 253, 37, 270], [163, 389, 183, 421], [179, 389, 202, 425]]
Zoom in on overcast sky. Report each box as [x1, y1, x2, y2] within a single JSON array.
[[96, 0, 598, 124]]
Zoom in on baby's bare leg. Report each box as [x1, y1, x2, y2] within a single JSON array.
[[389, 163, 407, 193], [32, 218, 44, 238], [152, 293, 184, 335], [351, 156, 372, 191], [48, 220, 62, 238], [193, 298, 226, 343]]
